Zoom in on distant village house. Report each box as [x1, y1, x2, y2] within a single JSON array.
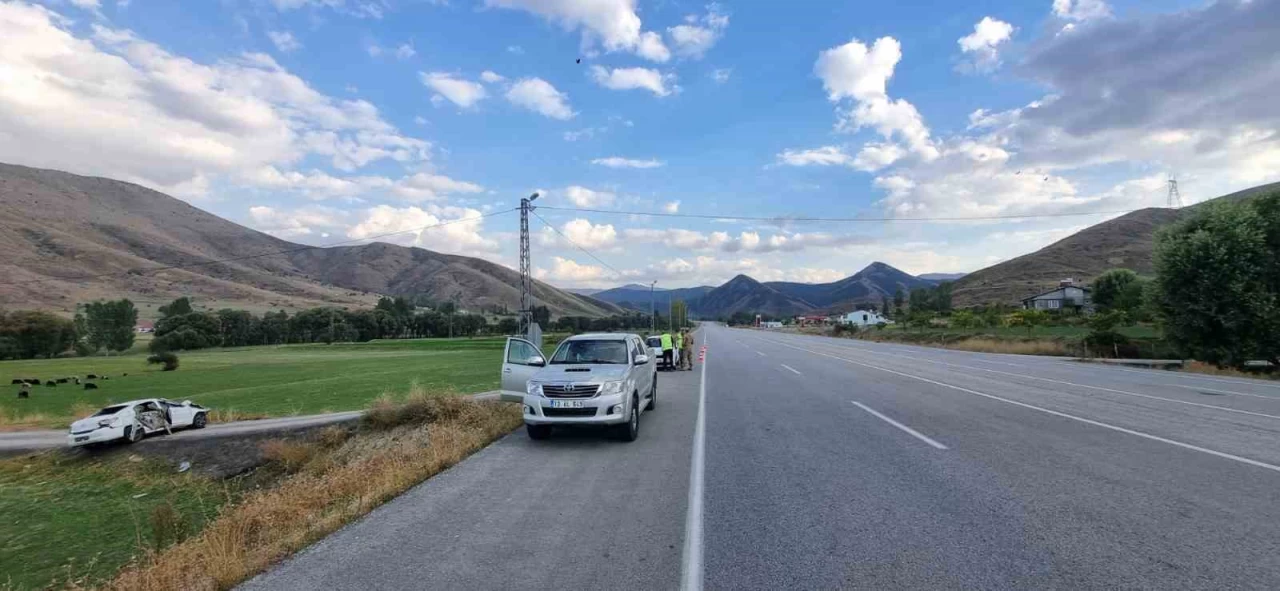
[[1021, 279, 1091, 311], [839, 310, 893, 327]]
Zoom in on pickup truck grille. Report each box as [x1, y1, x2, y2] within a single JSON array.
[[543, 407, 598, 417], [542, 384, 600, 398]]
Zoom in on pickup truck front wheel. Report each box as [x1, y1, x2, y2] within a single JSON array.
[[617, 395, 639, 442]]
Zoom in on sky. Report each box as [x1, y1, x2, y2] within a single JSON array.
[[2, 0, 1278, 289]]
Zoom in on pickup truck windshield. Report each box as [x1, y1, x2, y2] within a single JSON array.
[[549, 340, 629, 365]]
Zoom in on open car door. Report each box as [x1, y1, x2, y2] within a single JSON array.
[[501, 337, 545, 403]]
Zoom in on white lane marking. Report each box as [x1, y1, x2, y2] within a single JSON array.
[[850, 401, 948, 450], [780, 364, 802, 375], [840, 347, 1280, 421], [681, 332, 708, 591], [773, 340, 1280, 474], [1079, 363, 1280, 391], [755, 350, 766, 357]]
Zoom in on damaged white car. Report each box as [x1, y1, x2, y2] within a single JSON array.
[[68, 398, 209, 447]]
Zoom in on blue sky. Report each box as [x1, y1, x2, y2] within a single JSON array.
[[2, 0, 1277, 287]]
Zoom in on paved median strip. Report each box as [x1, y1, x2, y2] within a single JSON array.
[[766, 337, 1280, 475], [850, 400, 948, 450]]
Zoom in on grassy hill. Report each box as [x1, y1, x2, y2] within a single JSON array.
[[0, 163, 618, 319]]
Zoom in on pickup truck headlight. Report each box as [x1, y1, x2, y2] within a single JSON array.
[[526, 382, 543, 397], [600, 381, 626, 395]]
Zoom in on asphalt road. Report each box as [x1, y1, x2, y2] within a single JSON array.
[[0, 392, 500, 453], [242, 326, 1280, 590]]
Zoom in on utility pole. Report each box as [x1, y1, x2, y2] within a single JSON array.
[[1167, 176, 1183, 208], [519, 192, 540, 334], [668, 294, 673, 332], [650, 281, 656, 334]]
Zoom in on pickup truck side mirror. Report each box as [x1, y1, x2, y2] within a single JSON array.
[[526, 356, 546, 367], [634, 354, 650, 365]]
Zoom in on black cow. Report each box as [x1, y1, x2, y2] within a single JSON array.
[[45, 381, 56, 387], [9, 379, 22, 385], [24, 379, 40, 385], [86, 374, 98, 380], [56, 378, 69, 384], [84, 383, 98, 390]]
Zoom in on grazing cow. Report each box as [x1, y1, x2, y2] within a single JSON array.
[[102, 376, 109, 380], [73, 378, 80, 385], [24, 379, 40, 385], [122, 373, 128, 377], [56, 378, 69, 384], [18, 384, 30, 399], [84, 383, 98, 390], [9, 379, 22, 385], [45, 381, 56, 387], [87, 374, 98, 379]]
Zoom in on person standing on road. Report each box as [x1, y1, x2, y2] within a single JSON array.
[[681, 328, 695, 370], [660, 332, 673, 369], [674, 330, 684, 368]]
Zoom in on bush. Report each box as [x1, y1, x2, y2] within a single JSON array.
[[147, 352, 180, 371]]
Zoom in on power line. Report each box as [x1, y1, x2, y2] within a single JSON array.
[[531, 209, 626, 278], [536, 205, 1147, 223], [16, 208, 519, 287]]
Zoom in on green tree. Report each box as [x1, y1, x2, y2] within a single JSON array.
[[1091, 269, 1148, 316], [1151, 194, 1280, 367], [0, 310, 76, 359], [158, 296, 193, 319], [951, 310, 983, 329], [531, 305, 551, 328], [84, 299, 137, 353], [893, 288, 905, 315], [881, 295, 891, 317], [1005, 309, 1048, 335]]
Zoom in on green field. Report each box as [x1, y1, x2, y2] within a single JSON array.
[[1, 453, 231, 590], [0, 336, 558, 429]]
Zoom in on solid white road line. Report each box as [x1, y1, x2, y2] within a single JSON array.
[[845, 347, 1280, 421], [681, 333, 708, 591], [1064, 362, 1280, 390], [850, 401, 948, 450], [773, 340, 1280, 474], [755, 350, 766, 357], [780, 364, 802, 375]]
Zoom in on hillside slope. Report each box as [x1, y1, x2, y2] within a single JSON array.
[[952, 180, 1280, 306], [694, 275, 815, 318], [0, 163, 618, 318], [768, 262, 934, 309]]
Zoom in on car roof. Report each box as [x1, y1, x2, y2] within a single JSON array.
[[107, 398, 165, 408], [565, 332, 636, 341]]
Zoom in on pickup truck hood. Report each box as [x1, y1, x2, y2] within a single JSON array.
[[531, 365, 630, 383]]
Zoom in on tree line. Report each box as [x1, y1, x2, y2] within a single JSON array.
[[0, 299, 137, 360]]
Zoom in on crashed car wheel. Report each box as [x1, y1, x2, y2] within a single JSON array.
[[192, 413, 207, 429], [124, 424, 143, 444]]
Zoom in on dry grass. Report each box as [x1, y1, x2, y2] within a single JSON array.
[[0, 409, 56, 430], [91, 387, 521, 591], [942, 338, 1070, 356]]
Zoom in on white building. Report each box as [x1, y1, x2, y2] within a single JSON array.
[[839, 310, 892, 327], [760, 321, 784, 329]]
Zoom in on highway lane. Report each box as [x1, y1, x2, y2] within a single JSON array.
[[240, 325, 1280, 590], [713, 326, 1280, 589]]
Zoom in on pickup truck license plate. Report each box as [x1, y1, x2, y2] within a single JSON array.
[[549, 400, 585, 409], [74, 436, 89, 442]]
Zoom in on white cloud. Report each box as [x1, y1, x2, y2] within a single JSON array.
[[484, 0, 669, 62], [563, 126, 604, 141], [479, 70, 505, 83], [592, 156, 664, 169], [853, 142, 907, 171], [957, 17, 1013, 73], [394, 42, 415, 59], [366, 44, 383, 57], [268, 30, 302, 52], [710, 68, 731, 83], [537, 256, 613, 283], [589, 65, 677, 97], [390, 172, 485, 202], [347, 204, 499, 253], [776, 146, 855, 168], [270, 0, 388, 19], [560, 185, 616, 207], [538, 218, 618, 249], [624, 228, 870, 254], [414, 115, 427, 125], [507, 45, 524, 54], [662, 201, 680, 213], [636, 31, 671, 62], [245, 166, 481, 202], [504, 77, 575, 120], [815, 36, 937, 161], [420, 72, 488, 108], [70, 0, 101, 8], [1052, 0, 1111, 22], [0, 4, 428, 199], [668, 4, 729, 59]]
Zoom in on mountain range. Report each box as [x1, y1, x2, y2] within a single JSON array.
[[0, 163, 620, 319]]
